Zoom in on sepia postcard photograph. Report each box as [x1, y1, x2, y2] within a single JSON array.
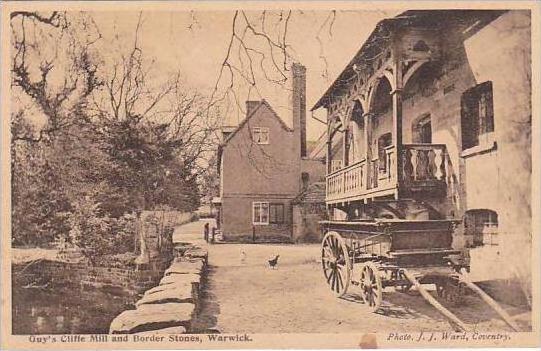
[[1, 1, 540, 349]]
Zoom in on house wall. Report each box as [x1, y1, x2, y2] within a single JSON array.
[[220, 103, 300, 239], [292, 203, 326, 243], [301, 157, 326, 183], [461, 11, 531, 285], [326, 11, 531, 285], [322, 10, 531, 292], [392, 11, 531, 283], [221, 195, 293, 242]]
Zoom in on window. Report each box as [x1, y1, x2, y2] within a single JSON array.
[[464, 209, 498, 247], [252, 127, 269, 144], [412, 114, 432, 144], [269, 204, 285, 224], [413, 40, 430, 52], [253, 202, 269, 225], [377, 133, 392, 172], [461, 81, 494, 150]]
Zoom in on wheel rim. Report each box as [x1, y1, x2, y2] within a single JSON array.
[[322, 231, 351, 297], [360, 262, 382, 312]]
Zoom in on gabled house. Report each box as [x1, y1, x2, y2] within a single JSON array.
[[311, 10, 532, 298], [216, 64, 326, 242]]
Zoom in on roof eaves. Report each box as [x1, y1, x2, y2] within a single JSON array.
[[221, 101, 265, 145], [221, 99, 293, 146], [261, 99, 294, 132]]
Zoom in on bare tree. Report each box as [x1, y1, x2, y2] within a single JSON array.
[[89, 13, 220, 193], [10, 11, 102, 142]]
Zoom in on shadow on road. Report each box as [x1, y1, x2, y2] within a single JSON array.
[[191, 265, 221, 334], [340, 288, 531, 332]]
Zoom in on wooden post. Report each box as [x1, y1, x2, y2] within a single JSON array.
[[363, 113, 372, 190], [391, 41, 403, 198], [327, 137, 332, 174], [459, 268, 520, 331], [342, 127, 349, 167], [402, 269, 469, 332]]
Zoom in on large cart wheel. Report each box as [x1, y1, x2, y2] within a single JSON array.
[[322, 231, 351, 297], [360, 262, 383, 312]]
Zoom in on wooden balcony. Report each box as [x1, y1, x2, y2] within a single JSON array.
[[326, 144, 447, 204]]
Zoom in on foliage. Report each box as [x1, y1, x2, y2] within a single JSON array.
[[10, 12, 218, 263], [64, 199, 137, 264]]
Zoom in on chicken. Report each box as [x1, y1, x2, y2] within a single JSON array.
[[240, 250, 247, 265], [268, 255, 280, 269]]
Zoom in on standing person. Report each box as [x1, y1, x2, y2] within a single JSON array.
[[203, 222, 210, 243]]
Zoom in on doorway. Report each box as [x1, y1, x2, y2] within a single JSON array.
[[413, 114, 432, 144]]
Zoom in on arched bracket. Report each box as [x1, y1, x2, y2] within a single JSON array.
[[402, 60, 430, 88]]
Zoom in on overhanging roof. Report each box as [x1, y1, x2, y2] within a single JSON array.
[[311, 10, 507, 111]]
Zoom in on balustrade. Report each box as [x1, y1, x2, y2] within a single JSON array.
[[326, 144, 447, 203], [326, 159, 366, 201], [401, 144, 447, 184]]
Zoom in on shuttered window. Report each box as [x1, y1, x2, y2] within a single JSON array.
[[269, 204, 285, 224], [461, 81, 494, 150]]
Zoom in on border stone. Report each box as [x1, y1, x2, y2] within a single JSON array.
[[136, 284, 194, 306], [144, 281, 194, 295], [160, 273, 200, 286], [109, 303, 195, 334], [110, 242, 208, 334], [183, 248, 208, 263], [164, 260, 204, 276]]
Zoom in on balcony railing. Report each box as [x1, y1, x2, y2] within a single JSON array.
[[402, 144, 447, 189], [326, 144, 447, 203]]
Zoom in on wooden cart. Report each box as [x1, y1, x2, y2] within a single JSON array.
[[319, 219, 520, 331]]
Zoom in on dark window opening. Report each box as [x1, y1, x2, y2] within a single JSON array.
[[413, 114, 432, 144], [301, 172, 310, 190], [371, 78, 392, 114], [461, 81, 494, 150], [464, 209, 498, 247], [378, 132, 392, 172], [413, 40, 430, 52], [269, 204, 285, 224]]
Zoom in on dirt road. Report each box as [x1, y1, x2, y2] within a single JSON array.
[[175, 220, 531, 333]]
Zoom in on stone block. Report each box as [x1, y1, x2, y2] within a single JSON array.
[[160, 273, 200, 286], [164, 261, 204, 276], [145, 281, 194, 295], [183, 248, 208, 262], [136, 284, 194, 306], [109, 303, 194, 334]]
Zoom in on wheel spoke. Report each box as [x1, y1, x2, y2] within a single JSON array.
[[321, 232, 350, 297], [359, 263, 382, 311], [330, 237, 337, 256], [327, 268, 334, 283], [336, 268, 343, 291], [323, 247, 333, 260]]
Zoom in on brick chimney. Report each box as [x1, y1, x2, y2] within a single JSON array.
[[291, 63, 307, 157], [246, 101, 260, 117]]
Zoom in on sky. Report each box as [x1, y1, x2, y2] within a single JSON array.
[[92, 10, 399, 141]]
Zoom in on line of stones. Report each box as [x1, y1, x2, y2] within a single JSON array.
[[109, 244, 208, 334]]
